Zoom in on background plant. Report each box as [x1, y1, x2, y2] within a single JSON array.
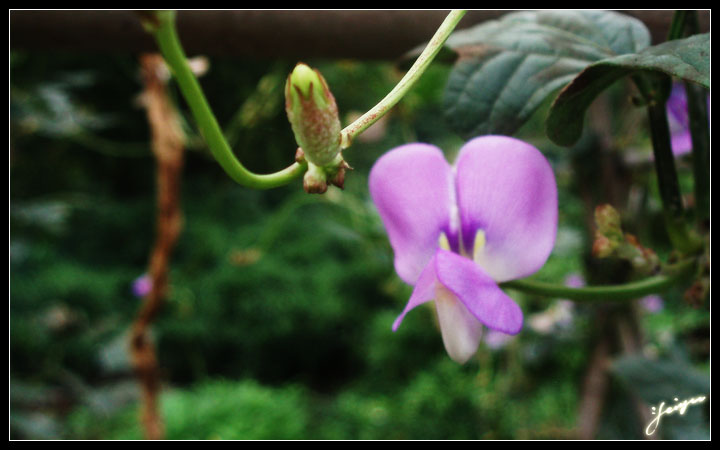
[[10, 10, 709, 440]]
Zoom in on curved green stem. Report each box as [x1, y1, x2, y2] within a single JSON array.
[[501, 258, 696, 302], [152, 11, 305, 189], [340, 10, 466, 149]]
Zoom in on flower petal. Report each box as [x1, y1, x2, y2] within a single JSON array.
[[667, 82, 710, 156], [390, 251, 487, 364], [435, 285, 484, 364], [455, 136, 557, 282], [369, 143, 455, 284], [392, 250, 521, 362], [670, 128, 692, 156], [392, 258, 437, 332], [434, 249, 523, 335], [667, 85, 691, 155]]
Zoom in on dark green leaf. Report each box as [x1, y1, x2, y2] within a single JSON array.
[[612, 355, 710, 440], [441, 10, 650, 138], [612, 355, 709, 405], [547, 33, 710, 146]]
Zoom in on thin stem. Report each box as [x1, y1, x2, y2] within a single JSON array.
[[631, 71, 700, 254], [340, 10, 466, 148], [666, 10, 689, 41], [685, 81, 710, 223], [646, 102, 700, 253], [664, 10, 710, 227], [501, 258, 696, 302], [680, 12, 710, 223], [646, 103, 684, 219], [152, 12, 305, 189]]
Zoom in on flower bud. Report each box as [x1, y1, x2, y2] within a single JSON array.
[[285, 63, 342, 168], [592, 234, 615, 258], [326, 156, 352, 190], [303, 163, 328, 194], [592, 204, 660, 275], [594, 204, 622, 237]]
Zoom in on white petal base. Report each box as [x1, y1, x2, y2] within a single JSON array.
[[434, 286, 483, 364]]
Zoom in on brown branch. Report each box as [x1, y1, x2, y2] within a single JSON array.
[[577, 326, 611, 440], [574, 97, 635, 440], [129, 53, 186, 440], [615, 307, 659, 440], [10, 10, 709, 60]]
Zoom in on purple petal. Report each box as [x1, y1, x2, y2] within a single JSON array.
[[640, 295, 664, 313], [369, 143, 455, 285], [434, 249, 523, 334], [564, 273, 585, 289], [392, 258, 438, 332], [132, 273, 152, 298], [454, 136, 557, 282], [670, 129, 692, 156], [391, 257, 485, 364], [667, 83, 689, 126], [484, 329, 514, 350], [667, 84, 692, 156], [392, 249, 523, 335], [667, 82, 710, 157]]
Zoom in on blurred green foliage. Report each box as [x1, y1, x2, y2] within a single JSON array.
[[10, 42, 708, 440]]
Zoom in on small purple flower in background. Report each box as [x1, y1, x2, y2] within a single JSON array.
[[370, 136, 558, 363], [132, 273, 153, 298], [484, 329, 516, 351], [666, 82, 709, 156], [564, 273, 585, 289], [528, 273, 579, 334], [640, 295, 664, 314]]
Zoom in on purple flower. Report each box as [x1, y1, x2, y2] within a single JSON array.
[[640, 295, 664, 314], [564, 273, 585, 289], [132, 273, 153, 298], [666, 83, 709, 156], [369, 136, 558, 363], [484, 329, 515, 351]]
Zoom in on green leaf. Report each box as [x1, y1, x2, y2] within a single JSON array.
[[547, 33, 710, 146], [612, 355, 709, 405], [612, 354, 710, 440], [441, 10, 650, 138]]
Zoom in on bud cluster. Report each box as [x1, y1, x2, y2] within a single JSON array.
[[285, 63, 350, 194], [592, 204, 659, 275]]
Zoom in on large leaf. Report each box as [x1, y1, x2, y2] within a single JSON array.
[[612, 354, 710, 440], [547, 33, 710, 146], [441, 10, 650, 138]]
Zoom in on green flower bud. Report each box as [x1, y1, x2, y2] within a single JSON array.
[[594, 204, 622, 237], [592, 204, 661, 275], [285, 63, 342, 168], [303, 163, 328, 194], [592, 234, 616, 258]]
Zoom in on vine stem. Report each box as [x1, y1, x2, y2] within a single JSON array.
[[340, 10, 466, 149], [645, 101, 701, 254], [150, 10, 466, 187], [631, 71, 701, 255], [678, 11, 710, 224], [500, 258, 696, 302], [153, 11, 305, 189]]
